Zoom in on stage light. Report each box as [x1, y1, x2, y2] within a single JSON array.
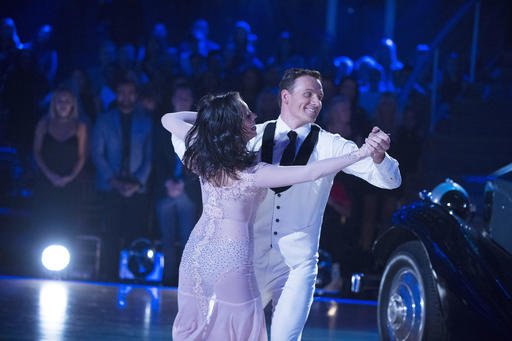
[[41, 245, 70, 271], [147, 249, 154, 259], [119, 238, 163, 283]]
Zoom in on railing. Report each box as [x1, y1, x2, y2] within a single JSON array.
[[398, 0, 480, 133]]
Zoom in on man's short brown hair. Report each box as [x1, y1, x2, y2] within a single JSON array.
[[278, 68, 322, 107]]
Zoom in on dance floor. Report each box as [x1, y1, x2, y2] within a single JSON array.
[[0, 276, 378, 340]]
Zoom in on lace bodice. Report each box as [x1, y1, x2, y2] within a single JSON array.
[[178, 164, 267, 320]]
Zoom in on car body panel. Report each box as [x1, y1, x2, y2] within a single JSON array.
[[372, 177, 512, 338]]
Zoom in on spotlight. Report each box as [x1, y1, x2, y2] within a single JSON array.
[[41, 245, 70, 271], [119, 238, 163, 283]]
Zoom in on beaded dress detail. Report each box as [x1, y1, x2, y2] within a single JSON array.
[[172, 164, 268, 341]]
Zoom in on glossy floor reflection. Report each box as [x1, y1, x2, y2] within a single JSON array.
[[0, 276, 378, 340]]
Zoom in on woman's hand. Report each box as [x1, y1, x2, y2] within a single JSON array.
[[354, 143, 373, 160]]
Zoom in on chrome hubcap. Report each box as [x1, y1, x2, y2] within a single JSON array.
[[386, 268, 425, 340], [388, 293, 407, 327]]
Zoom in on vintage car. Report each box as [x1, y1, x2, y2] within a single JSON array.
[[352, 165, 512, 340]]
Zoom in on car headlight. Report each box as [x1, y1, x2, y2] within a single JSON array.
[[427, 178, 472, 220]]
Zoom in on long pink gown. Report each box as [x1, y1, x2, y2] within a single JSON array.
[[172, 164, 268, 340]]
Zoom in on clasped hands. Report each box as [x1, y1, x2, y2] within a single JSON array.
[[110, 177, 141, 197], [165, 178, 185, 198], [358, 126, 391, 163]]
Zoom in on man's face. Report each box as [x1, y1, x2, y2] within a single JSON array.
[[171, 88, 193, 112], [116, 83, 137, 113], [282, 76, 323, 126]]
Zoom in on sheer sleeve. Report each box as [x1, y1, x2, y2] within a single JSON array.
[[161, 111, 197, 160], [252, 148, 369, 188]]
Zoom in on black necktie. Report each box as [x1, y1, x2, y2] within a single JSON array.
[[280, 130, 297, 166]]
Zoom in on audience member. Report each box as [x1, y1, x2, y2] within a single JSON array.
[[320, 95, 365, 293], [223, 20, 263, 75], [374, 38, 403, 93], [68, 68, 101, 124], [266, 31, 305, 69], [338, 76, 372, 146], [0, 17, 24, 75], [254, 86, 279, 124], [373, 91, 399, 135], [140, 23, 179, 85], [358, 92, 401, 253], [91, 78, 153, 280], [391, 104, 425, 203], [87, 40, 120, 112], [152, 82, 199, 286], [117, 43, 149, 85], [355, 55, 385, 118], [237, 65, 263, 109], [32, 88, 88, 236], [333, 56, 354, 85], [180, 19, 220, 58], [30, 24, 58, 87]]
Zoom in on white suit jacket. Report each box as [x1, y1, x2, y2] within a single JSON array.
[[247, 118, 401, 268]]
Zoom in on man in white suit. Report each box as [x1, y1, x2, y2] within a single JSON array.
[[248, 68, 401, 340]]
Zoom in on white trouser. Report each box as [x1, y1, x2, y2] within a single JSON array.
[[255, 250, 318, 341]]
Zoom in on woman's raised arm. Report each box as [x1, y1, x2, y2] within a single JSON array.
[[161, 111, 197, 141], [253, 145, 371, 188]]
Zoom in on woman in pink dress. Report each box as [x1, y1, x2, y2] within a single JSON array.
[[161, 92, 373, 340]]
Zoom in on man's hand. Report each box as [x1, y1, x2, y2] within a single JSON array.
[[110, 177, 139, 197], [364, 126, 391, 164], [122, 182, 141, 197]]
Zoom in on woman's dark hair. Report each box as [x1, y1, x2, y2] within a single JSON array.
[[183, 92, 255, 186]]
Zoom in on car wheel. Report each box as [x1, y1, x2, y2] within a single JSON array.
[[378, 241, 447, 341]]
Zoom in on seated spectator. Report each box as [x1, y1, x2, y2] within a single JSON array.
[[338, 76, 372, 146], [153, 82, 199, 286], [68, 68, 101, 124], [320, 95, 363, 293], [91, 78, 153, 281], [87, 40, 118, 111], [355, 55, 385, 118], [392, 104, 425, 204], [30, 24, 58, 87], [180, 19, 220, 58], [237, 66, 263, 110], [358, 92, 401, 254], [223, 20, 263, 75], [32, 87, 88, 236], [373, 91, 399, 135], [0, 17, 25, 73], [374, 38, 403, 93], [266, 31, 305, 69], [333, 56, 354, 85], [254, 86, 279, 124]]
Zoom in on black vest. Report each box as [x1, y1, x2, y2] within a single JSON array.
[[261, 122, 320, 193]]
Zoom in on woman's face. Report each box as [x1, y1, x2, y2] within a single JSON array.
[[54, 92, 74, 119], [240, 100, 257, 142]]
